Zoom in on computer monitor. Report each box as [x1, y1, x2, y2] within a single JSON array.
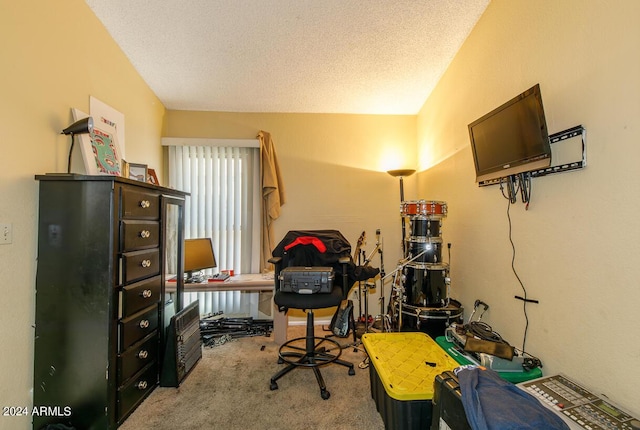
[[184, 238, 217, 283]]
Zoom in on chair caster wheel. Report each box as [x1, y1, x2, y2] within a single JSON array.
[[348, 367, 355, 376], [270, 381, 278, 391], [321, 389, 330, 400]]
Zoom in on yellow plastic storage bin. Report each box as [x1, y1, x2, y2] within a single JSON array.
[[362, 332, 459, 430]]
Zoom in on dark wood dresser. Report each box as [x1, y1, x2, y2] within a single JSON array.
[[33, 174, 187, 429]]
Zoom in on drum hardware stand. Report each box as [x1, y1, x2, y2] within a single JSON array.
[[444, 242, 452, 307], [362, 229, 381, 266], [361, 280, 376, 333], [467, 299, 489, 324], [356, 230, 385, 334], [367, 230, 393, 333], [354, 249, 369, 336], [381, 249, 428, 331]]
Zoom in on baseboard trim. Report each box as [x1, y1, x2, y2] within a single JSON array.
[[288, 318, 331, 326]]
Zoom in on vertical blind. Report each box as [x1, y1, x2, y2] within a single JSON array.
[[168, 145, 261, 315]]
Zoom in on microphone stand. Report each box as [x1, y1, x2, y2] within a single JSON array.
[[361, 231, 381, 333], [369, 230, 391, 333], [356, 249, 363, 325], [377, 232, 387, 331], [354, 248, 368, 337]]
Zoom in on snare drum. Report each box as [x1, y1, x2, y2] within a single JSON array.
[[403, 263, 449, 308], [406, 237, 443, 266], [400, 200, 447, 219], [408, 217, 442, 238]]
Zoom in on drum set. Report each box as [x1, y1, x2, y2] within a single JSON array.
[[388, 199, 463, 338]]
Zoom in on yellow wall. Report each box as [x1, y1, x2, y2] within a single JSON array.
[[0, 1, 164, 427], [417, 0, 640, 415], [164, 112, 417, 318], [3, 0, 640, 427]]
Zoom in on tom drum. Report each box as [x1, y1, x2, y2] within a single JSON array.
[[408, 217, 442, 238], [406, 237, 444, 266]]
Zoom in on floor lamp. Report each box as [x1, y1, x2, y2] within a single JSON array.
[[387, 169, 415, 255]]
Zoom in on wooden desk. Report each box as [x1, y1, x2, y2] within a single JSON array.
[[166, 273, 273, 292], [166, 273, 287, 345]]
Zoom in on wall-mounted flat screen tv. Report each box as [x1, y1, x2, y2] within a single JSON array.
[[468, 84, 551, 183]]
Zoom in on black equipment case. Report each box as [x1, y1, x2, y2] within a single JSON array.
[[279, 267, 334, 294], [431, 370, 472, 430]]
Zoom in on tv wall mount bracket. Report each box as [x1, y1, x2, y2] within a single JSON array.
[[479, 125, 586, 187]]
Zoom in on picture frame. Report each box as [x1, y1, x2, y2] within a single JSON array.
[[147, 168, 160, 186], [72, 108, 124, 176], [121, 160, 130, 178], [90, 96, 126, 160], [128, 163, 148, 182]]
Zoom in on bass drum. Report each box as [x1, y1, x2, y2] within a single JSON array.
[[403, 263, 449, 308], [396, 299, 463, 339]]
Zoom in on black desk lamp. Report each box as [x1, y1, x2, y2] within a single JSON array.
[[62, 117, 93, 174]]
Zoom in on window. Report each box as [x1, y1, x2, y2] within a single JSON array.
[[167, 142, 261, 315]]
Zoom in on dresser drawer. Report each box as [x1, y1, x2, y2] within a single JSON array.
[[121, 220, 160, 251], [121, 249, 160, 284], [118, 332, 159, 387], [120, 276, 161, 318], [119, 305, 159, 351], [117, 362, 157, 423], [121, 187, 160, 220]]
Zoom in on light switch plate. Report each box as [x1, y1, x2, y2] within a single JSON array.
[[0, 223, 12, 245]]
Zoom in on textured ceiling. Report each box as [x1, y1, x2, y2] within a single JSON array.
[[85, 0, 489, 115]]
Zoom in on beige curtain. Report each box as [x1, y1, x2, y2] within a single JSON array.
[[258, 131, 286, 272]]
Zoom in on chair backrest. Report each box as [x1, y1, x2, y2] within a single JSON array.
[[273, 230, 353, 287]]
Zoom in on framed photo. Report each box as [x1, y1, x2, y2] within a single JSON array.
[[147, 168, 160, 186], [72, 108, 123, 176], [128, 163, 147, 182], [121, 160, 130, 178]]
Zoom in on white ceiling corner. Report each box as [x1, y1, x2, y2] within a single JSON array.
[[85, 0, 489, 115]]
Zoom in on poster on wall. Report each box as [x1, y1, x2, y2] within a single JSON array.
[[72, 108, 124, 176], [90, 96, 126, 160]]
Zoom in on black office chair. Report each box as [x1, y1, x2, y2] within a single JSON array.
[[268, 230, 377, 400]]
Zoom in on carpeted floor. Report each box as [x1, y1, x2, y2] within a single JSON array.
[[119, 325, 386, 430]]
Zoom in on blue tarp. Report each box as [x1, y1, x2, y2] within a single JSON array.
[[457, 366, 570, 430]]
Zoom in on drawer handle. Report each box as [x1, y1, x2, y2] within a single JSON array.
[[139, 230, 151, 239], [141, 259, 152, 268], [138, 350, 149, 359], [139, 319, 150, 329], [140, 289, 153, 298], [136, 380, 148, 390], [139, 200, 151, 209]]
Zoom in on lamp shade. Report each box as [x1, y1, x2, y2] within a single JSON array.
[[61, 117, 93, 135], [387, 169, 416, 178]]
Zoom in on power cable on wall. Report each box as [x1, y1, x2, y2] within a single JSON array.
[[500, 179, 537, 353]]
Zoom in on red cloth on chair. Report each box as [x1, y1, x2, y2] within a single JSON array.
[[284, 236, 327, 253]]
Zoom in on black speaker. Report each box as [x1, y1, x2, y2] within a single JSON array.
[[431, 371, 472, 430], [160, 300, 202, 387]]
